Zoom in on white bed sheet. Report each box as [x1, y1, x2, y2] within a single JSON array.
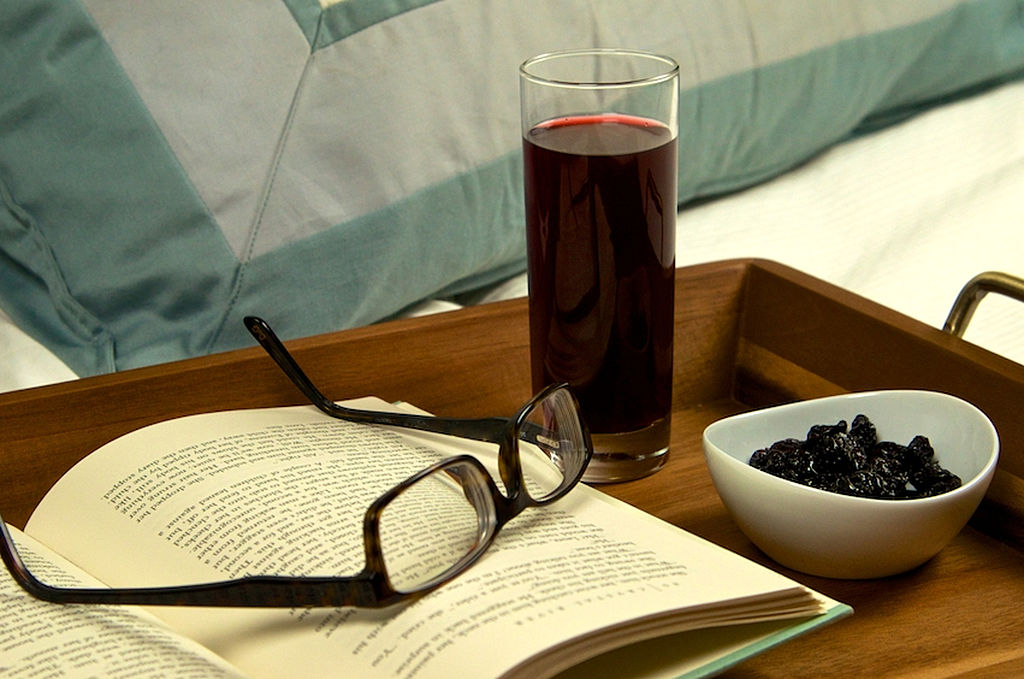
[[674, 77, 1024, 367], [0, 307, 77, 392], [3, 78, 1023, 394]]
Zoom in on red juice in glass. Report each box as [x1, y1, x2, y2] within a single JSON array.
[[523, 113, 676, 477]]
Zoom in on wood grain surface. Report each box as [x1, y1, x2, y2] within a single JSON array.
[[2, 259, 1022, 677]]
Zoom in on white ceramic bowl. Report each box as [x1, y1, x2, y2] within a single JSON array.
[[702, 390, 999, 579]]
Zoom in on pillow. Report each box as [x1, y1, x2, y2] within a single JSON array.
[[2, 0, 1023, 376]]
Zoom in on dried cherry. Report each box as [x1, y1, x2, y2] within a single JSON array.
[[748, 415, 961, 499]]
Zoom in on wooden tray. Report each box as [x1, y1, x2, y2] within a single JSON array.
[[3, 258, 1023, 676]]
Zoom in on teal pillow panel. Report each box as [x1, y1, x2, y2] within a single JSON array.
[[214, 151, 526, 353], [673, 0, 1024, 199], [3, 0, 1024, 377], [853, 0, 1024, 133], [0, 0, 238, 377]]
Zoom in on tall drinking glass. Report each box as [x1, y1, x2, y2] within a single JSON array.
[[520, 49, 678, 483]]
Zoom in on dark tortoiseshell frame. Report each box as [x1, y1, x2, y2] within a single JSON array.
[[0, 318, 591, 608]]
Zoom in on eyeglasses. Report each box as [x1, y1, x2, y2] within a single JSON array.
[[0, 316, 592, 609]]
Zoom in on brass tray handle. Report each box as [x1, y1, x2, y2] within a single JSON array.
[[943, 271, 1024, 337]]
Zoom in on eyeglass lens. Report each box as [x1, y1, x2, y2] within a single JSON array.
[[376, 387, 586, 593], [518, 386, 587, 502], [378, 459, 493, 593]]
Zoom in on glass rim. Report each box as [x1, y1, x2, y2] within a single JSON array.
[[519, 48, 679, 89]]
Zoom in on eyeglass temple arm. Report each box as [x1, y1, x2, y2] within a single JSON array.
[[1, 520, 397, 608], [244, 316, 507, 443]]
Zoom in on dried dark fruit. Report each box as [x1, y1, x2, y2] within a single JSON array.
[[748, 414, 962, 499], [849, 414, 877, 452]]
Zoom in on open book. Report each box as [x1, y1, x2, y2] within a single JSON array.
[[3, 398, 850, 678]]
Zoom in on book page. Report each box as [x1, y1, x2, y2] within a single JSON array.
[[1, 526, 246, 678], [24, 400, 834, 679]]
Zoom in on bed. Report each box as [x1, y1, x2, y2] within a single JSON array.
[[2, 0, 1024, 393]]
